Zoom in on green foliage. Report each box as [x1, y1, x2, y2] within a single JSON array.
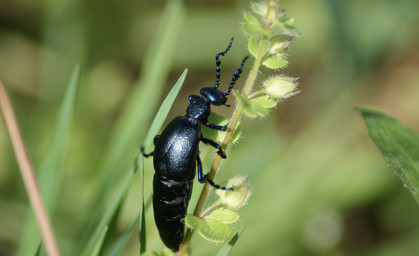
[[17, 65, 81, 256], [234, 0, 301, 118], [358, 107, 419, 204], [3, 0, 419, 255], [215, 226, 245, 256], [185, 176, 251, 245]]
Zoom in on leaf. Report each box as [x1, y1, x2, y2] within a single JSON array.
[[185, 215, 232, 243], [206, 208, 240, 224], [201, 112, 242, 145], [142, 69, 188, 150], [87, 0, 187, 228], [80, 153, 140, 256], [247, 36, 260, 57], [141, 252, 159, 256], [215, 226, 245, 256], [358, 107, 419, 204], [215, 176, 252, 210], [80, 69, 186, 255], [233, 91, 277, 118], [89, 227, 109, 256], [17, 64, 80, 256], [262, 55, 288, 69]]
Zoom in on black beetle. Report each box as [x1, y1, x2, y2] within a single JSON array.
[[142, 38, 249, 252]]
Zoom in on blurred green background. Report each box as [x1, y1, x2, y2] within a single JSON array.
[[1, 0, 419, 255]]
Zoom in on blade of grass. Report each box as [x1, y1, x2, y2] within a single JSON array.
[[142, 69, 188, 149], [79, 0, 186, 248], [0, 79, 61, 256], [104, 195, 152, 256], [215, 226, 245, 256], [17, 64, 81, 256], [81, 70, 186, 255], [97, 0, 186, 204], [89, 227, 109, 256], [358, 107, 419, 204], [139, 158, 147, 254], [80, 153, 140, 256]]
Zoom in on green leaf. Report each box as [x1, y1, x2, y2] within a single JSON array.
[[80, 153, 140, 256], [89, 226, 109, 256], [358, 107, 419, 204], [87, 0, 187, 227], [233, 91, 277, 118], [185, 215, 232, 243], [262, 55, 288, 69], [201, 112, 242, 145], [207, 208, 240, 224], [252, 95, 277, 109], [80, 69, 186, 256], [141, 251, 159, 256], [247, 36, 260, 57], [143, 69, 188, 150], [139, 155, 147, 254], [160, 248, 176, 256], [215, 226, 245, 256], [242, 12, 261, 27], [215, 176, 252, 210], [17, 64, 81, 256]]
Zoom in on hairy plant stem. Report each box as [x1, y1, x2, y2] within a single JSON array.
[[177, 39, 267, 256]]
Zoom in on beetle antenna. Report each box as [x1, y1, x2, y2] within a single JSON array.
[[225, 55, 250, 95], [214, 37, 234, 89]]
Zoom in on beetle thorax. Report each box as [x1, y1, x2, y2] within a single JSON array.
[[186, 96, 211, 122]]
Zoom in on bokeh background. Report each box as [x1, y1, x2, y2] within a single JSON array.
[[1, 0, 419, 255]]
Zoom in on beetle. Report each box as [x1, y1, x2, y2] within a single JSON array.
[[141, 38, 249, 252]]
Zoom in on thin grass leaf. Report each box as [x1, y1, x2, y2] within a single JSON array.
[[80, 153, 141, 256], [215, 226, 245, 256], [358, 107, 419, 204], [81, 2, 187, 246], [104, 212, 139, 256], [97, 0, 186, 200], [142, 69, 188, 149], [17, 64, 81, 256], [89, 226, 109, 256], [139, 159, 147, 254], [89, 70, 186, 255], [32, 241, 41, 256]]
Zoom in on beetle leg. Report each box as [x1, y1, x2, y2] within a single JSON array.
[[196, 154, 234, 190], [201, 138, 226, 158], [203, 123, 228, 131], [141, 135, 160, 157]]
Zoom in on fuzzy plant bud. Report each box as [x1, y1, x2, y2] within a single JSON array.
[[263, 76, 299, 99]]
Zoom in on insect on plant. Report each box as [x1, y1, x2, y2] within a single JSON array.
[[141, 38, 249, 252]]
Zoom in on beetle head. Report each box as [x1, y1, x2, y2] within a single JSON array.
[[200, 87, 227, 106]]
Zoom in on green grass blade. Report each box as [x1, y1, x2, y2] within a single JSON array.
[[80, 69, 186, 255], [80, 0, 186, 249], [215, 226, 245, 256], [142, 69, 188, 149], [32, 241, 41, 256], [99, 0, 186, 192], [80, 153, 140, 256], [139, 159, 147, 255], [358, 107, 419, 204], [89, 226, 109, 256], [105, 212, 140, 256], [17, 64, 81, 256]]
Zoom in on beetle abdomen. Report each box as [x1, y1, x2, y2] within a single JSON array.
[[153, 174, 194, 251]]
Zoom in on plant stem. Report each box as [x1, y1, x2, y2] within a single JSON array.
[[177, 39, 267, 256], [0, 78, 61, 256]]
